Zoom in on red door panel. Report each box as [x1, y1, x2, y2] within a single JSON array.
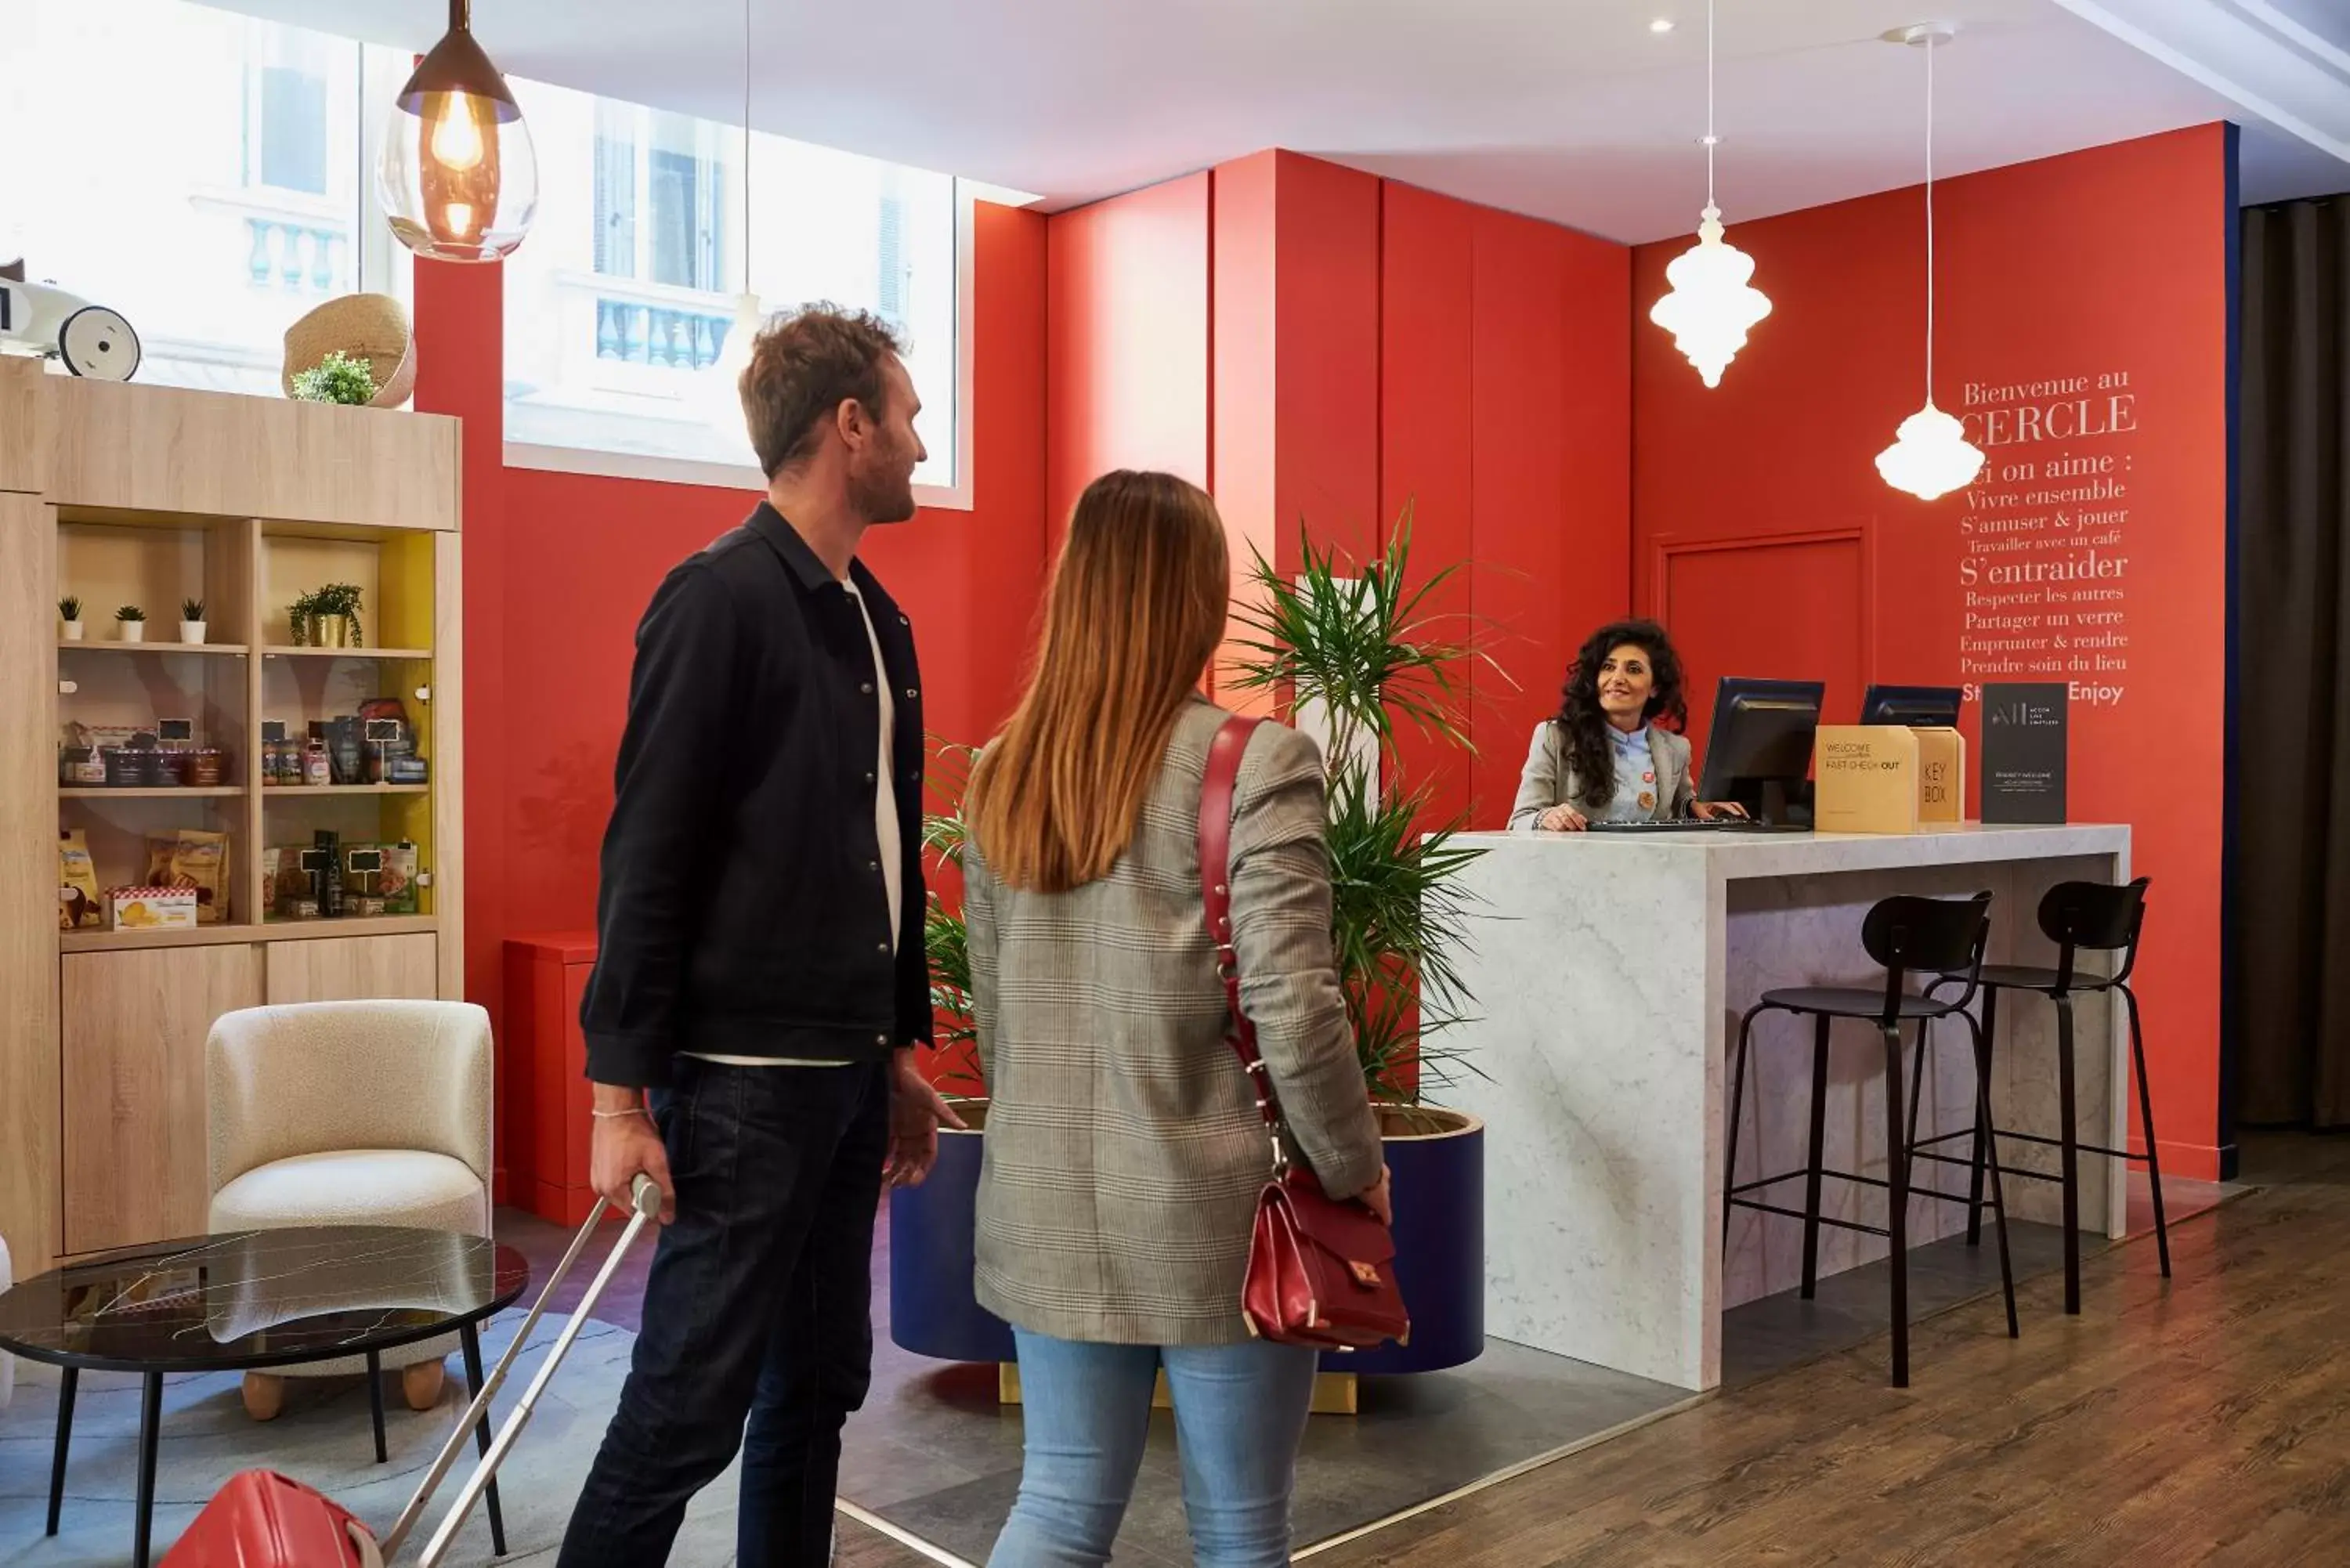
[[1656, 533, 1865, 781]]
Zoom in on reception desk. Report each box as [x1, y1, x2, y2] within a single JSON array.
[[1445, 822, 2131, 1391]]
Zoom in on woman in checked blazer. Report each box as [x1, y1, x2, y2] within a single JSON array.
[[963, 469, 1389, 1568]]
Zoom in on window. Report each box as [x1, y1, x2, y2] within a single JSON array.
[[501, 76, 961, 491], [1, 0, 410, 397], [592, 105, 728, 294], [246, 22, 331, 198]]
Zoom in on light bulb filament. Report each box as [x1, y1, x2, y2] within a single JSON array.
[[429, 92, 486, 172]]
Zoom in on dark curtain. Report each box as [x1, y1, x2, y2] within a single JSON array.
[[2236, 194, 2350, 1128]]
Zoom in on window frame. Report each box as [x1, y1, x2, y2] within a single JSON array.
[[504, 179, 976, 513], [592, 101, 732, 294]]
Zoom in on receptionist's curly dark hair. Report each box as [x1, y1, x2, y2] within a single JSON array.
[[1553, 620, 1690, 810]]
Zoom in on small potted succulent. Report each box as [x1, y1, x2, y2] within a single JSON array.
[[58, 596, 84, 641], [180, 598, 208, 645], [114, 604, 146, 644]]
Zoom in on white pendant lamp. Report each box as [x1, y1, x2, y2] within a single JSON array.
[[1649, 0, 1772, 388], [1875, 25, 1983, 502], [705, 0, 762, 426]]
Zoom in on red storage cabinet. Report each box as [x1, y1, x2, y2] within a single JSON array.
[[504, 931, 601, 1224]]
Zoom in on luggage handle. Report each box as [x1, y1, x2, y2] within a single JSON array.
[[350, 1520, 386, 1568], [378, 1174, 663, 1563]]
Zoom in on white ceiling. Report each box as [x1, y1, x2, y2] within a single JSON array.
[[226, 0, 2349, 243]]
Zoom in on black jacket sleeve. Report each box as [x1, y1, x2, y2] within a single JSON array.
[[580, 562, 741, 1086], [894, 752, 933, 1053], [895, 854, 932, 1051]]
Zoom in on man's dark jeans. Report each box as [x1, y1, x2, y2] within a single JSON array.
[[557, 1057, 891, 1568]]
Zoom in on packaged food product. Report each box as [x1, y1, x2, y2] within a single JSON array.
[[107, 886, 199, 930], [144, 829, 231, 924], [60, 829, 103, 929], [59, 722, 107, 786], [380, 840, 421, 916]]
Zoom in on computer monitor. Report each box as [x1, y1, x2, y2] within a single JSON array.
[[1860, 684, 1962, 728], [1697, 677, 1826, 826]]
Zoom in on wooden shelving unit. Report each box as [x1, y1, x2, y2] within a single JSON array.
[[60, 786, 248, 800], [266, 783, 432, 796], [61, 914, 443, 955], [1, 359, 465, 1276], [260, 645, 435, 661], [60, 641, 251, 656]]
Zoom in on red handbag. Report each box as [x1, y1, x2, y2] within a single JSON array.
[[1199, 715, 1409, 1352]]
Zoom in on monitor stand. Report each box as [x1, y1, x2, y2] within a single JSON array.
[[1733, 779, 1814, 829]]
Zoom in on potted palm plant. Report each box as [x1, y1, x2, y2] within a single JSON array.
[[1222, 512, 1494, 1375], [892, 511, 1495, 1377], [58, 596, 83, 641], [114, 604, 146, 643], [180, 598, 207, 645]]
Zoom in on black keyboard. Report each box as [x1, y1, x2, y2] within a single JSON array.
[[1585, 818, 1799, 834]]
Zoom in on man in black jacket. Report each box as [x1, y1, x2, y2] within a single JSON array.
[[559, 305, 963, 1568]]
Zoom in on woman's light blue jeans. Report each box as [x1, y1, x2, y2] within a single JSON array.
[[986, 1330, 1321, 1567]]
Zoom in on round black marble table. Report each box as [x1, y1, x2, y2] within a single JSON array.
[[0, 1225, 530, 1568]]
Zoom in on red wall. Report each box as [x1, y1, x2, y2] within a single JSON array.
[[1045, 172, 1212, 550], [1632, 125, 2232, 1176], [415, 203, 1048, 1176], [1047, 153, 1632, 808]]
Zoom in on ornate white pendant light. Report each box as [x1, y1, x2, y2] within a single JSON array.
[[705, 0, 762, 426], [1875, 25, 1983, 501], [1648, 0, 1771, 388]]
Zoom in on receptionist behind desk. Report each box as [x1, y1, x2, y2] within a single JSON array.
[[1508, 620, 1746, 832]]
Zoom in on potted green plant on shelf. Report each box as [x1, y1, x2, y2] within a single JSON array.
[[292, 583, 364, 648], [58, 596, 82, 642], [180, 598, 207, 645], [894, 510, 1499, 1377], [114, 604, 146, 644], [288, 349, 378, 406]]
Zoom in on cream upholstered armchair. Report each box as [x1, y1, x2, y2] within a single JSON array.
[[207, 999, 494, 1420]]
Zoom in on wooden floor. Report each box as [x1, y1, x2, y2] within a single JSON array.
[[1309, 1132, 2350, 1567], [833, 1133, 2350, 1566]]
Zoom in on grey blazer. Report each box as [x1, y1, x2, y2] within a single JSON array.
[[1506, 719, 1694, 829], [964, 699, 1386, 1346]]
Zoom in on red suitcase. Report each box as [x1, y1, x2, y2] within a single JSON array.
[[167, 1471, 381, 1566], [162, 1175, 663, 1568]]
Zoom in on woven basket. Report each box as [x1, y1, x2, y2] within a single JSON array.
[[283, 292, 417, 409]]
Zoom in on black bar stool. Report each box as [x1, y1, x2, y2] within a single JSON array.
[[1723, 891, 2019, 1387], [1914, 876, 2169, 1316]]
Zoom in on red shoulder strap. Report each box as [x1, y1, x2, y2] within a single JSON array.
[[1199, 715, 1281, 1136]]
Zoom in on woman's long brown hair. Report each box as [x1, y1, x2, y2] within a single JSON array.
[[968, 469, 1231, 893]]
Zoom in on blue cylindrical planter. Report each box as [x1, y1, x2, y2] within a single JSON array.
[[888, 1105, 1484, 1377], [1333, 1108, 1484, 1375], [888, 1119, 1014, 1364]]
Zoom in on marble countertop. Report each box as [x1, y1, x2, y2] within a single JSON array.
[[0, 1226, 530, 1373], [1456, 821, 2129, 878]]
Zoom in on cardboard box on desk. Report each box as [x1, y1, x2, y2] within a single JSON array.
[[1813, 725, 1967, 833]]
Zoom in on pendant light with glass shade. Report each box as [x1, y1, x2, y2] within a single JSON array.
[[1875, 25, 1983, 502], [1648, 0, 1772, 388], [376, 1, 537, 262], [706, 0, 765, 428]]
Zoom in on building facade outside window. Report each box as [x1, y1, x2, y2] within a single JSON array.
[[501, 74, 959, 487], [0, 0, 412, 397], [3, 0, 962, 494]]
